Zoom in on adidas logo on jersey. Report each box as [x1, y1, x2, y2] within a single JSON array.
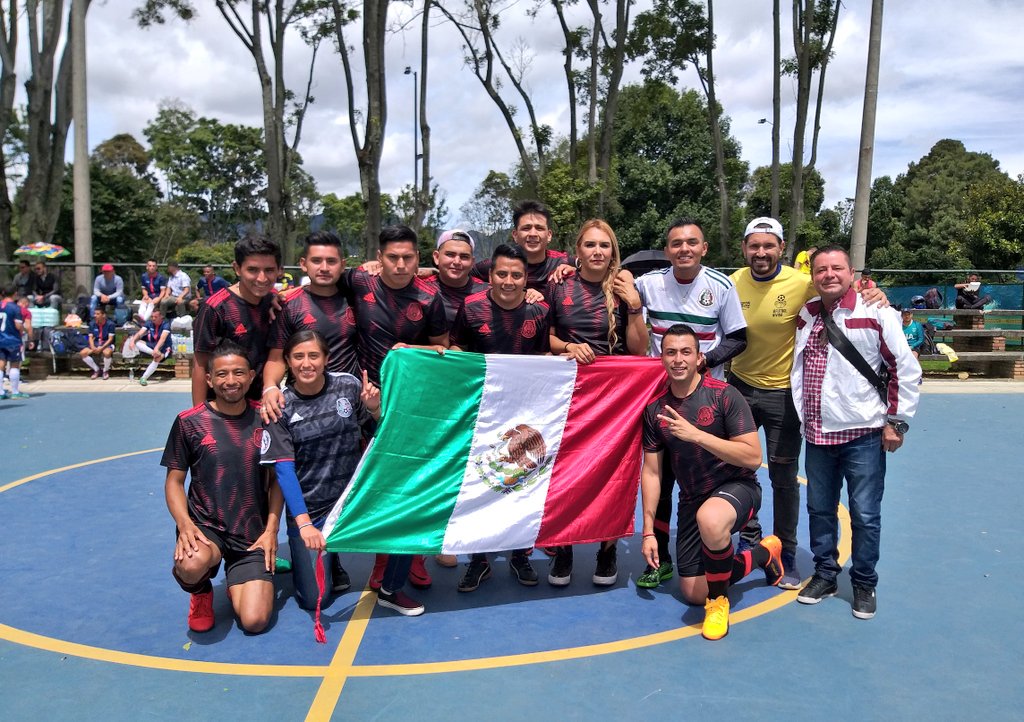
[[302, 313, 317, 325], [289, 412, 305, 423], [234, 323, 247, 336], [479, 323, 491, 335], [200, 433, 217, 447]]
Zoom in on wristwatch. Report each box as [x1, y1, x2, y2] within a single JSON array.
[[887, 419, 909, 435]]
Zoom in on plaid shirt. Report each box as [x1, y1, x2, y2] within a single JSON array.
[[802, 305, 874, 446]]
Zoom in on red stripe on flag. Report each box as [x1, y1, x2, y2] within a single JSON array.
[[536, 356, 667, 546]]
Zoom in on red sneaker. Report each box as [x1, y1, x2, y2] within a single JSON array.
[[408, 554, 432, 589], [368, 554, 388, 591], [188, 590, 215, 632]]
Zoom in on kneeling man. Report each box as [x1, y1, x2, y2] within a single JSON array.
[[640, 324, 783, 640], [161, 340, 282, 634]]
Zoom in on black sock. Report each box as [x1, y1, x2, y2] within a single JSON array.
[[702, 542, 733, 599], [728, 543, 770, 584]]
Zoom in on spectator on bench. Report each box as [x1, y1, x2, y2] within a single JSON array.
[[80, 307, 116, 380], [137, 259, 167, 323], [189, 265, 229, 315], [90, 264, 127, 318], [161, 261, 193, 319], [30, 261, 63, 310], [13, 261, 34, 299], [954, 273, 992, 310], [128, 307, 173, 386]]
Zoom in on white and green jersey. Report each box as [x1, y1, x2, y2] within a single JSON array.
[[635, 265, 746, 378]]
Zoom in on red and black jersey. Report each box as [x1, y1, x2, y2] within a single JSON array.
[[346, 269, 449, 383], [450, 290, 551, 355], [642, 375, 758, 504], [194, 287, 274, 387], [421, 275, 490, 325], [161, 401, 268, 550], [269, 286, 359, 377], [472, 249, 574, 296], [548, 275, 629, 356]]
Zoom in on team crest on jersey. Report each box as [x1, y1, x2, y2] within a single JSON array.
[[698, 289, 714, 307], [695, 406, 715, 426], [521, 319, 537, 338], [774, 294, 787, 308], [405, 303, 423, 322], [336, 397, 353, 418], [473, 424, 550, 494], [257, 429, 271, 454]]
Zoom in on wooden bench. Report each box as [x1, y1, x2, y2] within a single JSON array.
[[929, 329, 1024, 352], [919, 351, 1024, 380], [25, 350, 188, 380], [913, 309, 1024, 330]]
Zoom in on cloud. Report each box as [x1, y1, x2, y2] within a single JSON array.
[[14, 0, 1023, 228]]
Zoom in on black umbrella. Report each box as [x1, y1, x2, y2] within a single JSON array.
[[621, 249, 669, 276]]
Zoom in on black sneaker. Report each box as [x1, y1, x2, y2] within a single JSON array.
[[593, 544, 618, 586], [509, 554, 539, 586], [852, 584, 877, 619], [331, 560, 351, 594], [377, 588, 425, 616], [457, 560, 492, 592], [796, 574, 838, 604], [548, 546, 573, 586]]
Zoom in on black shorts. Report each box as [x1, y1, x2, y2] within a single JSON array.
[[675, 481, 762, 578], [173, 524, 273, 591], [728, 375, 802, 460]]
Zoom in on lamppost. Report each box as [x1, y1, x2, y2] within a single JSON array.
[[404, 66, 419, 204]]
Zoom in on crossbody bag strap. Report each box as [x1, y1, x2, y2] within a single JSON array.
[[821, 310, 887, 396]]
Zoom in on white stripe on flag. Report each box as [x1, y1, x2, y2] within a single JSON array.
[[441, 355, 577, 554]]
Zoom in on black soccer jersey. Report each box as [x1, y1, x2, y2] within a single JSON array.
[[261, 373, 370, 521], [421, 275, 490, 325], [548, 275, 629, 356], [194, 287, 274, 387], [642, 375, 758, 504], [161, 401, 268, 550], [269, 286, 359, 377], [450, 290, 551, 355], [472, 249, 574, 296], [346, 269, 449, 383]]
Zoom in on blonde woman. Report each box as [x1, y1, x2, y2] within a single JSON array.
[[546, 219, 649, 587]]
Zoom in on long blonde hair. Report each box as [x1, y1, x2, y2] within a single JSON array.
[[575, 219, 622, 353]]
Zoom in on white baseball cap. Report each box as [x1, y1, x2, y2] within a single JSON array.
[[743, 217, 784, 243], [436, 229, 475, 250]]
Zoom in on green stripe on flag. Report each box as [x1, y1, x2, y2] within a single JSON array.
[[325, 349, 485, 553]]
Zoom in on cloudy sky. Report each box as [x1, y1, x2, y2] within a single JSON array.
[[21, 0, 1024, 228]]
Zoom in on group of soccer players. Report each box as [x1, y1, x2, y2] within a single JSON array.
[[161, 200, 890, 641]]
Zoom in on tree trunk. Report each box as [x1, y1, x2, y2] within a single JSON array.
[[413, 0, 431, 232], [586, 0, 599, 185], [850, 0, 884, 274], [0, 1, 19, 280], [806, 0, 840, 173], [701, 0, 729, 256], [552, 0, 577, 170], [595, 0, 629, 215], [770, 0, 781, 219], [362, 0, 388, 256], [787, 0, 814, 256], [18, 0, 75, 250]]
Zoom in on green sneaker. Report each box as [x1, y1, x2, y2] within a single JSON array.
[[636, 561, 674, 588], [9, 392, 29, 399], [139, 378, 148, 386], [275, 556, 292, 573]]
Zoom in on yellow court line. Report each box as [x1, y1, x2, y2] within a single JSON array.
[[305, 588, 379, 721], [0, 454, 850, 685], [0, 448, 164, 494]]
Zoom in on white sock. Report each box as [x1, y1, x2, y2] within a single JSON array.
[[83, 356, 100, 372], [103, 356, 112, 372], [142, 361, 159, 381], [8, 367, 20, 394]]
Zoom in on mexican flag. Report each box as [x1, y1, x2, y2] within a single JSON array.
[[322, 349, 667, 555]]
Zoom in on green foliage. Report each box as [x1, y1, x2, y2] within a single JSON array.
[[959, 175, 1024, 272], [55, 161, 161, 263], [151, 201, 203, 262], [143, 100, 268, 243], [627, 0, 707, 86], [746, 163, 825, 231], [92, 133, 152, 177], [459, 170, 515, 236], [868, 140, 1012, 274], [608, 81, 748, 262], [174, 240, 237, 279], [320, 192, 367, 257], [537, 159, 604, 249]]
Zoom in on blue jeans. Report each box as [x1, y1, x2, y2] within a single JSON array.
[[381, 555, 413, 594], [90, 294, 126, 315], [805, 430, 886, 588], [288, 533, 336, 611]]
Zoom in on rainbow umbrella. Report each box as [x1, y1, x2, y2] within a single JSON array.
[[15, 241, 70, 259]]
